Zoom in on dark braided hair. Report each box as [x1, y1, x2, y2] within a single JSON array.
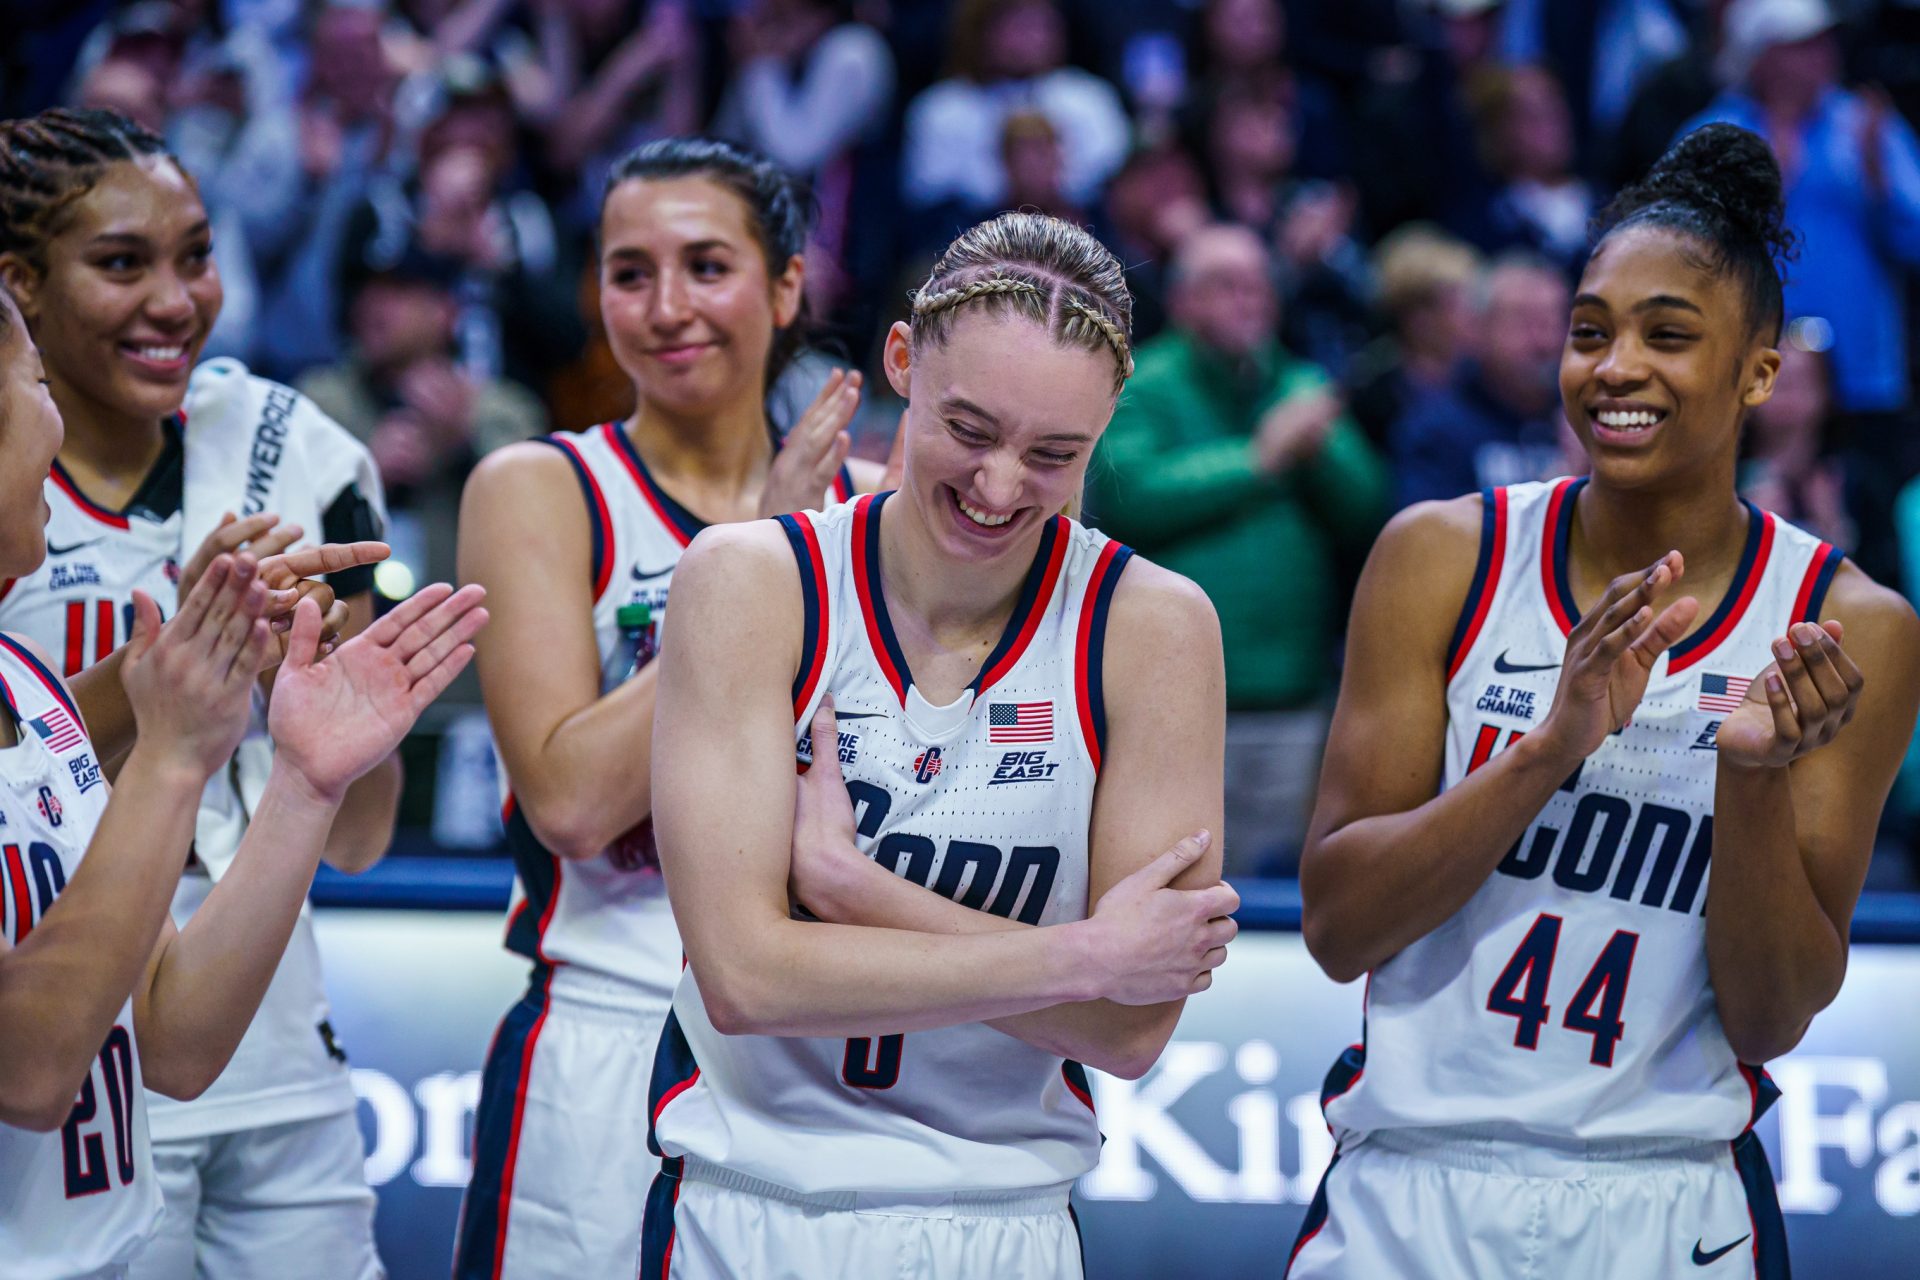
[[601, 137, 816, 392], [0, 108, 177, 276], [1590, 122, 1798, 342]]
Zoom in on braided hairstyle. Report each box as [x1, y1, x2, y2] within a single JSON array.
[[909, 212, 1134, 396], [0, 108, 176, 278], [1590, 123, 1798, 342], [602, 137, 816, 390]]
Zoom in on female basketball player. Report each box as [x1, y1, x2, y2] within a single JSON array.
[[641, 212, 1238, 1279], [0, 107, 401, 1278], [453, 137, 884, 1279], [0, 285, 487, 1279], [1292, 124, 1920, 1278]]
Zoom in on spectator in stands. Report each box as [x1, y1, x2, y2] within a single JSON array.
[[1346, 224, 1482, 447], [1090, 223, 1389, 876], [1102, 142, 1211, 340], [712, 0, 895, 325], [256, 2, 403, 379], [1000, 110, 1094, 226], [299, 256, 546, 590], [1391, 251, 1568, 506], [1684, 0, 1920, 426], [1453, 63, 1594, 273], [900, 0, 1130, 217], [1741, 337, 1857, 553]]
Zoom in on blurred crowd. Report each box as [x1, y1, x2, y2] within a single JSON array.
[[9, 0, 1920, 880]]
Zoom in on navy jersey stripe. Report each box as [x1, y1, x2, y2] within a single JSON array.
[[638, 1156, 684, 1280], [1544, 476, 1586, 633], [1285, 1149, 1341, 1274], [778, 514, 826, 713], [1732, 1131, 1791, 1279], [1668, 501, 1769, 666], [537, 436, 611, 601], [646, 1009, 701, 1158], [501, 803, 559, 963], [1078, 543, 1133, 769], [1801, 544, 1844, 623], [0, 633, 82, 726], [606, 422, 706, 545], [1445, 488, 1502, 678], [973, 515, 1068, 694], [452, 964, 554, 1280], [852, 493, 913, 701]]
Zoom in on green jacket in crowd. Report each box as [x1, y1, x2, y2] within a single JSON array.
[[1089, 331, 1391, 710]]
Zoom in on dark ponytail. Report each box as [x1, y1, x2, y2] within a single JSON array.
[[600, 137, 817, 393], [1590, 122, 1798, 341]]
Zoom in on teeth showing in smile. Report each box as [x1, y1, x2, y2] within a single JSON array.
[[1595, 409, 1663, 430], [957, 496, 1013, 527], [133, 346, 184, 362]]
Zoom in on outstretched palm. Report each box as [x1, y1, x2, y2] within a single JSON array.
[[269, 584, 489, 801]]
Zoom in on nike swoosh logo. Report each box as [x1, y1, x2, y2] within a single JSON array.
[[1692, 1235, 1749, 1265], [631, 561, 677, 581], [1493, 650, 1560, 675], [832, 712, 885, 721], [45, 540, 98, 556]]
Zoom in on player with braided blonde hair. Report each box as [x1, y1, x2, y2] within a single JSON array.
[[638, 211, 1237, 1279]]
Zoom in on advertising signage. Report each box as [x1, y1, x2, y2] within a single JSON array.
[[312, 913, 1920, 1279]]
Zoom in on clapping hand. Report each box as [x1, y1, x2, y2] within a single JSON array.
[[267, 584, 487, 803], [1538, 552, 1700, 760], [759, 368, 862, 518], [122, 554, 274, 780], [1715, 621, 1864, 770]]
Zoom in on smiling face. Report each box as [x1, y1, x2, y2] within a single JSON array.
[[0, 297, 66, 578], [1560, 225, 1780, 491], [599, 175, 801, 422], [1, 156, 221, 433], [883, 309, 1115, 563]]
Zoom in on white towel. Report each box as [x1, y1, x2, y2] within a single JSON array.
[[180, 358, 387, 878]]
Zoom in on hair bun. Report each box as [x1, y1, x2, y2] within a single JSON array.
[[1616, 123, 1796, 267]]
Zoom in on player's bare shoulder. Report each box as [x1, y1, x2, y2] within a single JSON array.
[[1353, 493, 1488, 662], [1100, 555, 1222, 678]]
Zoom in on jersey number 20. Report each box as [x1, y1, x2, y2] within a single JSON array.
[[63, 1025, 137, 1198]]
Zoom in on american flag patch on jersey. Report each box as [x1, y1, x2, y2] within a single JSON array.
[[989, 701, 1053, 743], [1697, 673, 1752, 714], [29, 706, 83, 753]]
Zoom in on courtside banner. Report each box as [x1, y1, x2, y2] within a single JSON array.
[[315, 914, 1920, 1280]]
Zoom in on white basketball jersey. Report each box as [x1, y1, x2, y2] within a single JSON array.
[[0, 635, 161, 1278], [649, 492, 1134, 1195], [500, 422, 852, 991], [0, 397, 370, 1140], [1327, 477, 1845, 1144]]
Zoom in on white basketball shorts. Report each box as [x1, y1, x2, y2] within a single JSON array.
[[1287, 1125, 1788, 1280]]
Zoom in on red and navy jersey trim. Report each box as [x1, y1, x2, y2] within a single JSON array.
[[850, 493, 911, 703], [1540, 476, 1585, 636], [1062, 1060, 1096, 1113], [500, 793, 562, 965], [1073, 541, 1132, 773], [645, 1008, 702, 1159], [832, 464, 854, 503], [48, 461, 132, 530], [604, 422, 706, 547], [1446, 487, 1508, 682], [972, 514, 1069, 694], [1539, 478, 1775, 675], [539, 435, 614, 602], [849, 493, 1072, 706], [452, 965, 554, 1280], [1285, 1149, 1341, 1275], [1792, 541, 1844, 624], [777, 514, 831, 717], [0, 632, 83, 727], [1666, 503, 1773, 676]]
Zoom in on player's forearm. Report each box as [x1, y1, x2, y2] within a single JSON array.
[[1301, 731, 1580, 982], [508, 665, 658, 859], [1705, 761, 1846, 1062], [691, 913, 1105, 1039], [806, 853, 1178, 1076], [321, 752, 401, 874], [67, 648, 135, 762], [140, 763, 339, 1098], [0, 748, 202, 1125]]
